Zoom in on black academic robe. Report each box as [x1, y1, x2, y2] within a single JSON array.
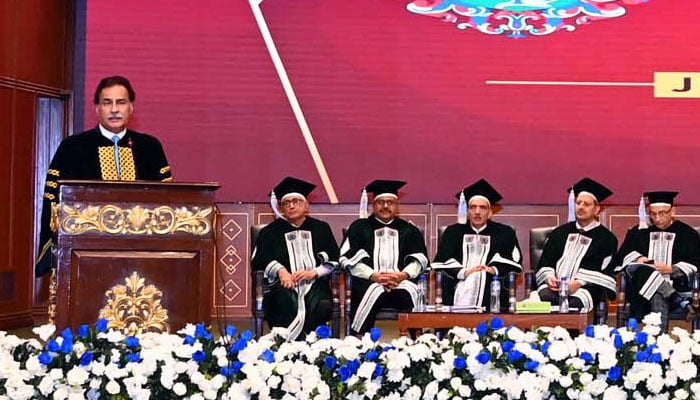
[[36, 127, 173, 276], [339, 216, 429, 333], [535, 222, 618, 312], [251, 217, 339, 339], [434, 221, 523, 308], [616, 220, 700, 319]]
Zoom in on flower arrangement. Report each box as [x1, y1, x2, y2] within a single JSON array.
[[1, 313, 700, 400]]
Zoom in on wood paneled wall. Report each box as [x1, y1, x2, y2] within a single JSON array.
[[0, 0, 74, 330]]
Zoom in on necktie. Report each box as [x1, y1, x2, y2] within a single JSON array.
[[112, 135, 122, 180]]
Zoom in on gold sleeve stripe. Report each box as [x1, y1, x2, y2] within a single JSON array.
[[43, 193, 55, 200], [160, 166, 171, 174], [46, 181, 58, 188], [48, 169, 60, 177], [162, 177, 174, 182]]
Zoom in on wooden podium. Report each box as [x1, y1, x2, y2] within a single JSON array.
[[51, 180, 219, 333]]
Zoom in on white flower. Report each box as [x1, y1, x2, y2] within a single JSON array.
[[641, 312, 662, 327], [105, 380, 120, 395], [602, 385, 626, 400], [674, 388, 689, 399], [66, 366, 89, 386], [32, 324, 56, 341]]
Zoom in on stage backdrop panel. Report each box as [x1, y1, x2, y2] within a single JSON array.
[[83, 0, 700, 205]]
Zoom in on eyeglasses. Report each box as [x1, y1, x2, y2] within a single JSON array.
[[649, 209, 672, 218], [374, 199, 397, 207], [280, 198, 305, 207]]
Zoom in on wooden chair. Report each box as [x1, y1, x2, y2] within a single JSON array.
[[251, 224, 341, 338]]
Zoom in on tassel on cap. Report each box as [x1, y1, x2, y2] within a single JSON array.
[[458, 192, 467, 224], [270, 191, 282, 219], [567, 187, 576, 222], [638, 195, 648, 229], [359, 189, 368, 219]]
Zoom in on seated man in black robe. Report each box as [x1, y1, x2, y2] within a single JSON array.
[[615, 191, 700, 330], [536, 178, 618, 313], [433, 179, 522, 309], [252, 177, 339, 340], [340, 180, 429, 334], [36, 76, 173, 277]]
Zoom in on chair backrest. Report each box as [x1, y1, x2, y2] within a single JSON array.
[[529, 226, 556, 270], [250, 224, 268, 337]]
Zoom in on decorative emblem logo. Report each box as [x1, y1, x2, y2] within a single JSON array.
[[406, 0, 650, 38]]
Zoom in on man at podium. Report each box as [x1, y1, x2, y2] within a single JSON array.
[[252, 177, 340, 340], [35, 76, 173, 277]]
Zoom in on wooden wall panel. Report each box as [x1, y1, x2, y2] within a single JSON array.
[[0, 0, 75, 329], [15, 0, 73, 87]]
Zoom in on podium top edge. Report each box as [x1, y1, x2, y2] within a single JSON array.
[[57, 180, 220, 190]]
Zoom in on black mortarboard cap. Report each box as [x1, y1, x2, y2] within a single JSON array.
[[272, 176, 316, 200], [569, 177, 613, 203], [456, 179, 502, 205], [365, 180, 406, 199], [644, 191, 678, 206]]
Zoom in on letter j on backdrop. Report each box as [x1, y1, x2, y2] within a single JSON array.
[[654, 72, 700, 98]]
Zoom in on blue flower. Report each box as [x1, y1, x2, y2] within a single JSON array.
[[636, 350, 649, 362], [348, 359, 360, 373], [77, 324, 90, 339], [581, 352, 594, 364], [649, 352, 662, 363], [627, 318, 638, 331], [47, 339, 60, 352], [125, 336, 140, 348], [80, 352, 94, 366], [476, 351, 491, 365], [501, 340, 514, 352], [373, 364, 384, 377], [476, 322, 488, 337], [61, 328, 74, 342], [525, 359, 539, 371], [315, 325, 331, 339], [585, 325, 595, 338], [195, 323, 213, 340], [541, 341, 551, 356], [241, 330, 254, 341], [613, 334, 623, 349], [60, 338, 73, 354], [491, 317, 504, 330], [231, 360, 243, 373], [193, 350, 206, 363], [183, 335, 196, 345], [225, 325, 237, 338], [454, 356, 467, 369], [221, 366, 233, 378], [365, 350, 379, 361], [95, 318, 109, 333], [38, 352, 53, 365], [338, 365, 352, 383], [231, 338, 248, 352], [324, 355, 337, 370], [635, 331, 648, 345], [608, 366, 622, 381], [507, 350, 524, 362], [126, 353, 141, 363], [261, 349, 275, 363], [370, 327, 382, 342]]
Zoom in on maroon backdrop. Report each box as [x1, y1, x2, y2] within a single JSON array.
[[83, 0, 700, 205]]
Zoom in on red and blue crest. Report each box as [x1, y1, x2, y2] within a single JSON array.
[[406, 0, 650, 38]]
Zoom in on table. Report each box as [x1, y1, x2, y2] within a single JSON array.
[[398, 310, 593, 337]]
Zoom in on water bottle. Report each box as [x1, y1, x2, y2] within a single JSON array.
[[559, 277, 569, 313], [508, 272, 517, 313], [490, 276, 501, 313], [415, 275, 427, 312]]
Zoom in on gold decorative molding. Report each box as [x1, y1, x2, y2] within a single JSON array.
[[99, 271, 170, 335], [47, 269, 57, 324], [57, 203, 213, 235]]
